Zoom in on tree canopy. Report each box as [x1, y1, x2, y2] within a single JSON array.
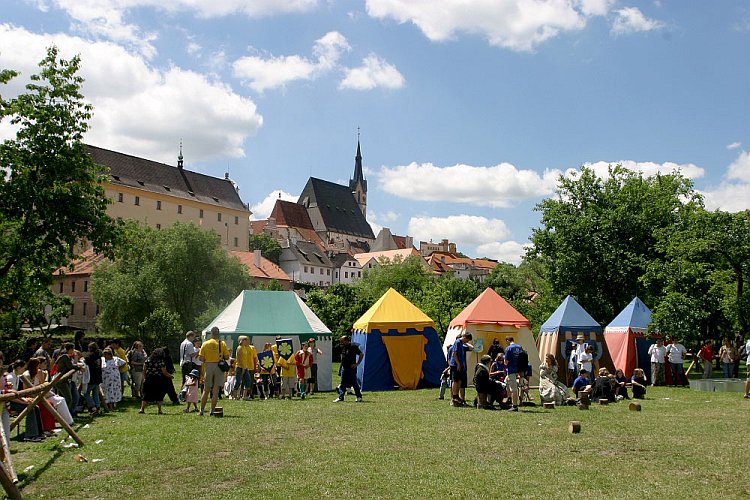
[[248, 233, 282, 265], [0, 47, 119, 330]]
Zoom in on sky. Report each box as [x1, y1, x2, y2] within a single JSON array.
[[1, 1, 749, 264]]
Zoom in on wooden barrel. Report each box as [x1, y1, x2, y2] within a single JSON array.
[[213, 407, 224, 417], [568, 421, 581, 433], [543, 402, 555, 409], [599, 399, 609, 405], [629, 402, 641, 411]]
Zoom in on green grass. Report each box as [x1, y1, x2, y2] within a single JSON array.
[[7, 368, 750, 499]]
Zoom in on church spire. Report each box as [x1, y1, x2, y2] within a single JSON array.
[[177, 139, 184, 169], [349, 129, 367, 218]]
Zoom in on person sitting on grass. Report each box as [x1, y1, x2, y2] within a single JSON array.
[[591, 367, 616, 402], [473, 355, 495, 409], [631, 368, 648, 399], [614, 369, 630, 401], [490, 353, 506, 383], [572, 369, 592, 399]]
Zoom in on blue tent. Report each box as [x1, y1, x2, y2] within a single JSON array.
[[605, 297, 656, 378], [537, 295, 613, 375]]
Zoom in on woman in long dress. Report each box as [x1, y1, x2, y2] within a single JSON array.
[[539, 354, 569, 405], [101, 348, 126, 410]]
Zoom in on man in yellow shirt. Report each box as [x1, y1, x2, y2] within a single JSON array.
[[111, 339, 130, 396], [198, 327, 230, 416], [233, 336, 259, 400]]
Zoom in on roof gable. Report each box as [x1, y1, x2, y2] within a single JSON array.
[[229, 251, 292, 282], [298, 177, 374, 239], [540, 295, 600, 332], [88, 145, 248, 212], [449, 288, 530, 328], [353, 288, 435, 332], [606, 297, 652, 331], [270, 199, 315, 230]]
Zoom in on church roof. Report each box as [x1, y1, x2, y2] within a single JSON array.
[[88, 145, 248, 212], [298, 177, 375, 239], [270, 200, 315, 230]]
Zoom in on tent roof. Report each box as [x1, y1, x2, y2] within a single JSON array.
[[540, 295, 600, 332], [353, 288, 435, 332], [202, 290, 331, 336], [606, 297, 652, 332], [449, 288, 530, 328]]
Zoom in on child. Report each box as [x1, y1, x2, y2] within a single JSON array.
[[438, 367, 451, 400], [614, 369, 630, 400], [253, 372, 265, 400], [294, 347, 311, 400], [277, 354, 296, 399], [631, 368, 648, 399], [183, 368, 200, 413], [490, 353, 506, 382], [519, 363, 533, 403]]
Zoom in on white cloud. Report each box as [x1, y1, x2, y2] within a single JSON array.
[[232, 31, 350, 92], [29, 0, 320, 57], [340, 54, 405, 90], [0, 24, 263, 163], [249, 190, 298, 220], [726, 150, 750, 183], [702, 182, 750, 212], [367, 210, 400, 236], [409, 215, 511, 246], [727, 142, 742, 150], [581, 160, 705, 179], [378, 161, 561, 207], [610, 7, 665, 35], [475, 240, 529, 265], [366, 0, 596, 52]]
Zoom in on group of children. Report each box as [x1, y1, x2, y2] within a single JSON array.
[[180, 338, 323, 413], [572, 366, 648, 402]]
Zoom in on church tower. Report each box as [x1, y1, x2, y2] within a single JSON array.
[[349, 139, 367, 218]]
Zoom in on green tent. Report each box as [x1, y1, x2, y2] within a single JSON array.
[[202, 290, 333, 391]]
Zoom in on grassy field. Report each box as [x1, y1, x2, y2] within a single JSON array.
[[7, 369, 750, 499]]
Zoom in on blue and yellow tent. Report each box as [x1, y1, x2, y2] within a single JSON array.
[[352, 288, 444, 391]]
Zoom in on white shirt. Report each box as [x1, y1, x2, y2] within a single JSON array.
[[648, 344, 666, 363], [578, 352, 593, 373], [180, 338, 196, 365], [667, 343, 687, 363], [745, 339, 750, 365]]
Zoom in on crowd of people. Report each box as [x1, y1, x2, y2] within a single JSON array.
[[442, 332, 750, 411]]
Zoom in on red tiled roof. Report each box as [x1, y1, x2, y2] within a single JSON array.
[[54, 248, 107, 276], [392, 235, 408, 249], [229, 251, 292, 282], [270, 200, 315, 230], [250, 220, 267, 235]]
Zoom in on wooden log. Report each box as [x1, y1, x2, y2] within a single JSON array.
[[0, 369, 76, 402], [568, 421, 581, 433], [0, 464, 22, 500], [599, 398, 609, 405], [685, 359, 697, 377], [543, 402, 555, 409], [20, 376, 84, 448], [578, 403, 589, 410], [212, 407, 224, 417], [629, 402, 642, 411]]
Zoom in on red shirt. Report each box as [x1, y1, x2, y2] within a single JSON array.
[[699, 345, 713, 362]]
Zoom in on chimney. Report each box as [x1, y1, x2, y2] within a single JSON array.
[[405, 236, 413, 249], [254, 249, 262, 268]]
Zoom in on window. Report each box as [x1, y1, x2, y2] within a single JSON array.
[[358, 271, 361, 277], [199, 209, 204, 219], [58, 282, 63, 293], [178, 205, 182, 214], [233, 237, 238, 247], [71, 281, 76, 293], [117, 192, 123, 203], [345, 271, 348, 278], [218, 212, 222, 222], [310, 266, 315, 274], [235, 216, 239, 225], [304, 266, 308, 273], [70, 303, 75, 316], [156, 200, 161, 210], [96, 304, 100, 315], [335, 271, 339, 278], [320, 268, 323, 275], [327, 269, 330, 275], [134, 196, 140, 206], [84, 280, 88, 292], [82, 302, 87, 317]]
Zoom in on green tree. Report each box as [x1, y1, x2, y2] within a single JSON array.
[[412, 275, 479, 339], [0, 47, 119, 328], [248, 233, 282, 264], [306, 283, 370, 338], [354, 255, 432, 304], [530, 165, 702, 324], [93, 221, 251, 336]]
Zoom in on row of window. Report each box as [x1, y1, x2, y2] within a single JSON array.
[[117, 193, 240, 224], [59, 280, 88, 293], [70, 301, 98, 317]]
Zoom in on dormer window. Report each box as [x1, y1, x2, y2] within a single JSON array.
[[163, 185, 171, 191], [137, 180, 144, 186]]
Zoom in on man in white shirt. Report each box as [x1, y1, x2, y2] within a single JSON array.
[[648, 338, 667, 386], [744, 338, 750, 398], [666, 338, 688, 387], [179, 331, 197, 384]]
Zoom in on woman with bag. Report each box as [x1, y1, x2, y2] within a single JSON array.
[[198, 327, 230, 416]]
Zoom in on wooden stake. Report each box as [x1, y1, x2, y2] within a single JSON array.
[[629, 402, 642, 411], [568, 421, 581, 433], [20, 376, 84, 448]]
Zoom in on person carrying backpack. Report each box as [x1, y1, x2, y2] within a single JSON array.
[[503, 336, 527, 412]]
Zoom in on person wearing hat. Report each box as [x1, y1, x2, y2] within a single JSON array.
[[183, 368, 200, 413], [572, 369, 592, 398]]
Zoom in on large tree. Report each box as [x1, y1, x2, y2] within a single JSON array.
[[530, 165, 702, 324], [248, 233, 282, 265], [0, 47, 119, 326], [92, 221, 251, 337]]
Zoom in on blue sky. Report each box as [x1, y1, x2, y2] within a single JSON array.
[[2, 1, 749, 263]]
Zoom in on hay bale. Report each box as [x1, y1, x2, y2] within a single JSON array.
[[629, 402, 641, 411], [568, 421, 581, 433]]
